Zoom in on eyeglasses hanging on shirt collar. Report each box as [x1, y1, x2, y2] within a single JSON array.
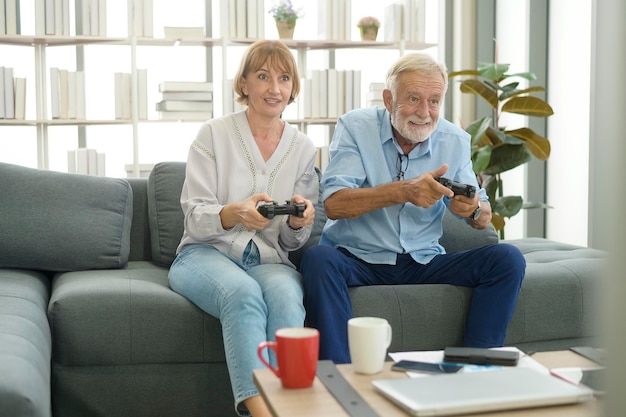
[[395, 153, 409, 181]]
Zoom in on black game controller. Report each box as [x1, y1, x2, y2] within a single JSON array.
[[435, 177, 476, 198], [257, 201, 306, 219]]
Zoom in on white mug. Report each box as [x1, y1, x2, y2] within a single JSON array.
[[348, 317, 392, 374]]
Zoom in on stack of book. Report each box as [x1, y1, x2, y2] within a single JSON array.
[[384, 0, 426, 43], [301, 69, 362, 119], [114, 69, 148, 120], [366, 82, 385, 108], [50, 67, 86, 120], [73, 0, 107, 36], [68, 148, 105, 176], [317, 0, 351, 41], [1, 67, 26, 119], [156, 81, 213, 121], [223, 0, 264, 39], [130, 0, 153, 37]]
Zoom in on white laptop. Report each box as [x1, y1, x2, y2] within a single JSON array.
[[372, 367, 594, 416]]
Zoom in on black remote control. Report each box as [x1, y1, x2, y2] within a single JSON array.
[[257, 201, 306, 219], [435, 177, 476, 198]]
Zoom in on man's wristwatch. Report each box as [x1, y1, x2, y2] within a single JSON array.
[[469, 201, 482, 221]]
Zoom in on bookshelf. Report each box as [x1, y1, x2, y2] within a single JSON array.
[[0, 0, 436, 177]]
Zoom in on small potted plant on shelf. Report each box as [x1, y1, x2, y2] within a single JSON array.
[[268, 0, 303, 39], [357, 16, 381, 41]]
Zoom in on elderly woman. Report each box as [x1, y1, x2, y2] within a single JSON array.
[[168, 40, 318, 417]]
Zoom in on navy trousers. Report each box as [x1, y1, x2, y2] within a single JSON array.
[[300, 243, 526, 364]]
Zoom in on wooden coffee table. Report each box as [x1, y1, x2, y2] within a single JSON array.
[[253, 350, 603, 417]]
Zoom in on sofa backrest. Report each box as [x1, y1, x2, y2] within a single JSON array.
[[0, 162, 133, 272], [145, 161, 498, 269]]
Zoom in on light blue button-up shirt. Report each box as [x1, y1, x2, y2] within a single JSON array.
[[320, 106, 487, 265]]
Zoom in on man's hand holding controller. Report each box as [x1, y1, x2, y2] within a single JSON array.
[[434, 177, 476, 198]]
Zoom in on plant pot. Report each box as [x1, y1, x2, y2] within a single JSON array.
[[360, 27, 378, 41], [275, 19, 295, 39]]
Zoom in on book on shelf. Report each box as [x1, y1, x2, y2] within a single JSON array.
[[317, 0, 351, 41], [137, 68, 148, 120], [75, 0, 90, 35], [366, 82, 385, 107], [114, 72, 131, 120], [160, 91, 213, 101], [159, 81, 213, 93], [48, 67, 86, 119], [384, 2, 403, 42], [5, 0, 20, 35], [163, 26, 203, 39], [157, 110, 213, 121], [353, 70, 362, 109], [401, 0, 426, 42], [14, 77, 27, 120], [75, 71, 85, 119], [50, 67, 60, 118], [68, 148, 105, 176], [2, 67, 15, 119], [223, 0, 263, 39], [235, 0, 246, 39], [0, 1, 6, 35], [156, 100, 212, 112], [74, 0, 107, 36], [59, 69, 69, 119], [318, 69, 328, 118], [132, 0, 153, 37], [67, 70, 76, 119], [0, 69, 5, 118]]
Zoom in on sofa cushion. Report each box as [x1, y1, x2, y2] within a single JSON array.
[[48, 262, 225, 366], [0, 163, 133, 271], [147, 162, 186, 268], [0, 269, 52, 417], [440, 211, 499, 253]]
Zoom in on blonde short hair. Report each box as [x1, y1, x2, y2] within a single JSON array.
[[233, 40, 301, 105]]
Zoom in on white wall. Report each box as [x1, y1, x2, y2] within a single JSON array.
[[546, 0, 592, 246], [494, 0, 529, 240]]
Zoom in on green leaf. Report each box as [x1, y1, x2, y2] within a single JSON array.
[[448, 69, 480, 78], [484, 127, 506, 146], [500, 85, 545, 100], [493, 195, 523, 217], [499, 81, 520, 94], [503, 71, 537, 81], [483, 144, 531, 175], [466, 116, 492, 146], [472, 147, 492, 173], [460, 79, 498, 108], [490, 213, 506, 232], [500, 133, 525, 145], [477, 62, 509, 80], [502, 96, 554, 117], [505, 128, 551, 160]]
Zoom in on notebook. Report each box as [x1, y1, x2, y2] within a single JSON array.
[[372, 367, 594, 416]]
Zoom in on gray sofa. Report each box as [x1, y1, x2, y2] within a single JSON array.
[[0, 161, 607, 417]]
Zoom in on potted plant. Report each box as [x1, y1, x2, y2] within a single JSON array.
[[268, 0, 303, 39], [448, 60, 554, 236], [357, 16, 380, 41]]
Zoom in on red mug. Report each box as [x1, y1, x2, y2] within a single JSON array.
[[257, 327, 319, 388]]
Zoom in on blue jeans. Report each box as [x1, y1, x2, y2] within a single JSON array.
[[168, 244, 305, 416], [301, 243, 525, 364]]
